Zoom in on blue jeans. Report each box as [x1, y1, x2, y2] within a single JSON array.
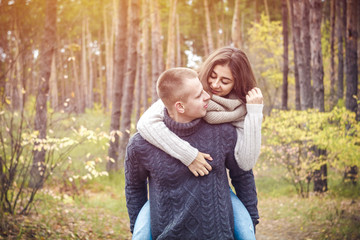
[[132, 189, 256, 240]]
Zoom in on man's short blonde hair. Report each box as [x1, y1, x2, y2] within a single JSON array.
[[156, 67, 198, 108]]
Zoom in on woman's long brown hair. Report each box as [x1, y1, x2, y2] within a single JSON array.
[[198, 47, 257, 103]]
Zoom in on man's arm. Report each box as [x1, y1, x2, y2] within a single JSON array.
[[124, 137, 149, 233], [137, 99, 212, 176], [224, 127, 259, 227], [229, 168, 259, 227]]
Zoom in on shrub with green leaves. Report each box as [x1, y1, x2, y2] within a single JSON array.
[[262, 107, 360, 197]]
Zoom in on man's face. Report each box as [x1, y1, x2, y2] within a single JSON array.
[[180, 77, 210, 122]]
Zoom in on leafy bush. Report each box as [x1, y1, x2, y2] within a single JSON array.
[[262, 107, 360, 197], [0, 108, 110, 215]]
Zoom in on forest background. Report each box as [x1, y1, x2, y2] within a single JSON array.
[[0, 0, 359, 239]]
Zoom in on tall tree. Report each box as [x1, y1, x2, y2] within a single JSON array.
[[30, 0, 57, 188], [141, 0, 149, 110], [281, 0, 289, 110], [296, 0, 312, 110], [166, 0, 177, 69], [107, 0, 128, 172], [176, 14, 181, 67], [204, 0, 214, 53], [150, 0, 162, 103], [345, 0, 358, 115], [290, 0, 301, 110], [310, 0, 327, 193], [310, 0, 324, 112], [231, 0, 242, 49], [344, 0, 358, 185], [86, 17, 94, 108], [49, 53, 58, 110], [329, 0, 336, 107], [117, 0, 140, 168], [336, 0, 345, 101]]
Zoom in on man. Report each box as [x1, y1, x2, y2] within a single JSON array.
[[125, 67, 258, 239]]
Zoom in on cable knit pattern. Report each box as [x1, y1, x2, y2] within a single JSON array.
[[126, 110, 259, 239], [136, 96, 263, 170]]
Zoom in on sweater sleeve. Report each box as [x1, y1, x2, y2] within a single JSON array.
[[136, 99, 198, 166], [124, 136, 149, 233], [232, 104, 263, 171]]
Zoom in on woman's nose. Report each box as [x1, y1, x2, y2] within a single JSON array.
[[212, 79, 220, 88]]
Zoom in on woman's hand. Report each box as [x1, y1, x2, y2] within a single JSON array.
[[188, 152, 213, 177], [246, 87, 263, 104]]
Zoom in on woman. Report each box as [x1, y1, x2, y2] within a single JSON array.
[[133, 47, 263, 240]]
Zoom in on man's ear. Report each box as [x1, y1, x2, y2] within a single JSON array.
[[175, 101, 185, 113]]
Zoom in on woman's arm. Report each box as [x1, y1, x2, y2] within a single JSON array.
[[233, 104, 263, 171], [233, 87, 263, 170], [137, 99, 212, 175]]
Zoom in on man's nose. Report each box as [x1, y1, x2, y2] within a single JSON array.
[[203, 90, 210, 101]]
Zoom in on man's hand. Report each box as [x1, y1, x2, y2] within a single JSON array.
[[188, 152, 213, 177], [246, 87, 263, 104]]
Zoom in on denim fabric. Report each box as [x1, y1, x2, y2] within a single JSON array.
[[132, 189, 256, 240], [230, 189, 256, 240], [132, 201, 152, 240]]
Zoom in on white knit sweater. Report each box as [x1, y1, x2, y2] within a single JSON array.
[[136, 94, 263, 171]]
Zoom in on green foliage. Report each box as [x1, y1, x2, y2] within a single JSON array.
[[0, 108, 110, 215], [262, 107, 360, 197], [247, 14, 292, 111]]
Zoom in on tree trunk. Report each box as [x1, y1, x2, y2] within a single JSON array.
[[117, 0, 140, 168], [141, 0, 149, 111], [231, 0, 242, 49], [80, 17, 87, 112], [107, 0, 128, 172], [296, 0, 313, 110], [310, 0, 327, 193], [49, 53, 58, 110], [104, 6, 113, 111], [166, 0, 177, 69], [30, 0, 57, 188], [290, 0, 301, 110], [204, 0, 214, 53], [135, 41, 142, 123], [310, 0, 324, 112], [264, 0, 270, 19], [150, 0, 162, 103], [345, 0, 358, 114], [336, 0, 345, 101], [282, 0, 289, 110], [86, 17, 94, 109], [176, 14, 181, 67], [329, 0, 336, 108], [70, 48, 81, 112]]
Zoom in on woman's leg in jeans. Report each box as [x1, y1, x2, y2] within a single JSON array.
[[230, 189, 256, 240], [132, 201, 152, 240]]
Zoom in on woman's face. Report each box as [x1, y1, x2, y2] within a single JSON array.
[[207, 64, 235, 97]]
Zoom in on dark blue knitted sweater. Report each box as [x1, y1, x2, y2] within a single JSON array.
[[125, 110, 259, 240]]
